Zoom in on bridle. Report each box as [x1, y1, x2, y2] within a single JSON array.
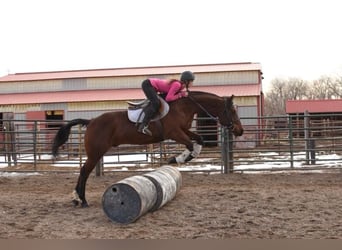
[[187, 93, 234, 129]]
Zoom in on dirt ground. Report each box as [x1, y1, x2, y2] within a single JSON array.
[[1, 169, 342, 239]]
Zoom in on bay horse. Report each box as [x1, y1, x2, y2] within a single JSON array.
[[52, 91, 244, 207]]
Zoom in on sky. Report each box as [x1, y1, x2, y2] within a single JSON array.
[[1, 0, 342, 92]]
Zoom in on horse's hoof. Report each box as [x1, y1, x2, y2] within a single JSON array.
[[81, 202, 89, 208], [185, 154, 194, 162], [72, 199, 79, 207], [168, 157, 177, 164]]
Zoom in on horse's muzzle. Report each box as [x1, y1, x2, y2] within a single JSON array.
[[231, 125, 244, 137]]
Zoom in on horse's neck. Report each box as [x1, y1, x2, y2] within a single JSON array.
[[190, 95, 221, 114]]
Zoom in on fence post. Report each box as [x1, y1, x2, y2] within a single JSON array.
[[78, 124, 83, 168], [4, 121, 11, 167], [33, 121, 38, 170], [95, 157, 104, 176], [288, 115, 294, 168], [222, 127, 234, 174], [304, 110, 310, 165]]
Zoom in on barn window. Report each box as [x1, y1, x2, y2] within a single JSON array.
[[45, 110, 64, 128]]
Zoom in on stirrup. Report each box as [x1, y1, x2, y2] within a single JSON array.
[[138, 125, 152, 136]]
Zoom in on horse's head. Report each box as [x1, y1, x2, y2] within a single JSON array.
[[187, 91, 244, 137], [219, 95, 244, 137]]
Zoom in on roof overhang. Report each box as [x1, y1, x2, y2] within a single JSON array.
[[286, 99, 342, 113], [0, 62, 262, 82]]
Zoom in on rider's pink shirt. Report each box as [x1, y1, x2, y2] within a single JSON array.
[[149, 78, 187, 102]]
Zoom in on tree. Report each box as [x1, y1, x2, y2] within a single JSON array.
[[264, 78, 287, 115], [264, 74, 342, 116], [264, 77, 309, 115], [329, 75, 342, 98], [308, 76, 335, 99]]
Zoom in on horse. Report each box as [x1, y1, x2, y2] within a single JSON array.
[[52, 91, 244, 207]]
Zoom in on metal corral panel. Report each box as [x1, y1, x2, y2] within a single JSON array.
[[68, 101, 128, 111], [0, 80, 62, 94]]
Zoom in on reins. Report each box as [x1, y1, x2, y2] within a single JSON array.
[[187, 92, 234, 129], [187, 94, 218, 122]]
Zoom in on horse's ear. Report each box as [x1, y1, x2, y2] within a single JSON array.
[[231, 94, 234, 100]]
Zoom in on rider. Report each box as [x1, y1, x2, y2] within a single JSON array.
[[137, 71, 195, 136]]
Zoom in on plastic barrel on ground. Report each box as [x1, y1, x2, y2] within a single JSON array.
[[143, 165, 182, 211], [102, 175, 157, 224], [102, 166, 182, 223]]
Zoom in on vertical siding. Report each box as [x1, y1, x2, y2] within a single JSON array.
[[0, 80, 62, 94], [196, 71, 259, 86], [68, 101, 128, 111], [41, 103, 68, 111], [62, 78, 87, 90], [67, 110, 118, 120], [239, 106, 258, 126], [234, 96, 257, 106], [0, 104, 41, 113]]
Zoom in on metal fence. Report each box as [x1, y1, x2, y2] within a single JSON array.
[[0, 114, 342, 174]]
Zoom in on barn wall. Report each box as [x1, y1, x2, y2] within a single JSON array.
[[196, 71, 259, 85], [0, 71, 259, 95], [0, 64, 263, 123], [68, 101, 127, 111], [0, 80, 62, 94], [234, 96, 257, 106]]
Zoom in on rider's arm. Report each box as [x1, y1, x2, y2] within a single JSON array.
[[165, 82, 187, 102]]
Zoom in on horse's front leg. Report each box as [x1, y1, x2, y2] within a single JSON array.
[[168, 130, 203, 164], [184, 130, 204, 162]]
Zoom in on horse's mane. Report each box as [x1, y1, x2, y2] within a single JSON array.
[[188, 91, 220, 98], [186, 91, 233, 107]]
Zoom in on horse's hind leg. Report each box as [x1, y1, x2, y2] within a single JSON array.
[[73, 158, 99, 207]]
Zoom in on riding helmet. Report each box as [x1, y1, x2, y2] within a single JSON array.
[[180, 71, 195, 82]]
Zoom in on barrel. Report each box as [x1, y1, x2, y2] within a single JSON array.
[[102, 166, 182, 224], [143, 165, 182, 211], [102, 175, 157, 224]]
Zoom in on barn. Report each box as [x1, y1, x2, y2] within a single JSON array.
[[286, 99, 342, 137], [0, 62, 264, 143]]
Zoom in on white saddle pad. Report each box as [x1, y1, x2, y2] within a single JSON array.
[[127, 97, 169, 123]]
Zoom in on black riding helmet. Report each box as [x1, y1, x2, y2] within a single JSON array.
[[180, 71, 195, 83]]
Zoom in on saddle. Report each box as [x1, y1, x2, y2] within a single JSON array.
[[127, 96, 169, 123]]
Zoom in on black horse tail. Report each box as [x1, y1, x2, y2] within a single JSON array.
[[52, 118, 90, 157]]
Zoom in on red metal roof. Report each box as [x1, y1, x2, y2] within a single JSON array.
[[0, 62, 262, 82], [0, 85, 260, 105], [286, 99, 342, 113]]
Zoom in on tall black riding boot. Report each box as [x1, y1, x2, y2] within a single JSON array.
[[137, 105, 155, 136]]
